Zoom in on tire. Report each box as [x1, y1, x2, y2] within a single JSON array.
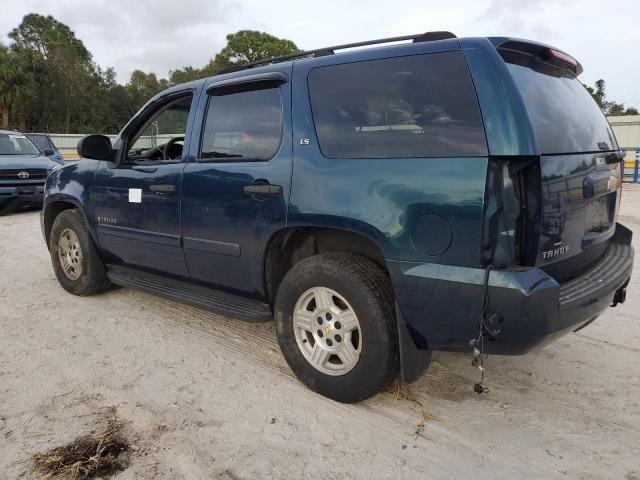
[[275, 252, 398, 403], [49, 209, 111, 296]]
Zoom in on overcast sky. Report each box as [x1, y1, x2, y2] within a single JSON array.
[[1, 0, 639, 106]]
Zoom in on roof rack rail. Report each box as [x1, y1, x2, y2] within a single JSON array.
[[219, 31, 457, 74]]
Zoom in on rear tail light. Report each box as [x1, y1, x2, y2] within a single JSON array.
[[620, 152, 624, 200]]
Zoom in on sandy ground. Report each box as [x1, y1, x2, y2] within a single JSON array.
[[1, 187, 640, 480]]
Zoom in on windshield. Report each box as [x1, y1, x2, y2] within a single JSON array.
[[0, 134, 41, 156], [504, 55, 617, 154]]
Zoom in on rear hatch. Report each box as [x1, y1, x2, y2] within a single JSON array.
[[499, 41, 622, 281]]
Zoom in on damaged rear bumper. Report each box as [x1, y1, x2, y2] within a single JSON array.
[[390, 223, 633, 382]]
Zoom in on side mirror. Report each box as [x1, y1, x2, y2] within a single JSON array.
[[77, 135, 112, 161], [43, 148, 54, 156]]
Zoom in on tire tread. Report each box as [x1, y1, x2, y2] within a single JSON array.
[[50, 208, 110, 296], [275, 252, 398, 402]]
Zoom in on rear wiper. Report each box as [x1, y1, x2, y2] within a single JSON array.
[[202, 151, 243, 159]]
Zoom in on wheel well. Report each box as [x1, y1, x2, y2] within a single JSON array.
[[43, 201, 77, 246], [265, 227, 387, 303]]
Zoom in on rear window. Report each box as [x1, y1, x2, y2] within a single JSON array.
[[505, 55, 617, 154], [307, 52, 487, 159]]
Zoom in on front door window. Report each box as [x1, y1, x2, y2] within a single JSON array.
[[127, 95, 192, 163]]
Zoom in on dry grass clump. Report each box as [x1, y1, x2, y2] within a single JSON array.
[[31, 407, 130, 480], [389, 379, 441, 439]]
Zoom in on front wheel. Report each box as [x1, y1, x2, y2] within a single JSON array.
[[275, 253, 398, 403], [49, 209, 111, 296]]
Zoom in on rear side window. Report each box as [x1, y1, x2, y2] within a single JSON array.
[[200, 87, 282, 161], [504, 53, 617, 154], [307, 52, 487, 159], [28, 135, 52, 150]]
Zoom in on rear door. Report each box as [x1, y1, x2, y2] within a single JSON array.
[[501, 45, 622, 280], [180, 66, 292, 297]]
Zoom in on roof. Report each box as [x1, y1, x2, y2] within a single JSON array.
[[184, 33, 464, 91]]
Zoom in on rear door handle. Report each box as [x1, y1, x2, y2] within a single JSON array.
[[243, 183, 282, 195], [149, 184, 176, 193]]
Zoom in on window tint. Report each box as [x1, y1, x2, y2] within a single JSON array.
[[307, 52, 487, 159], [27, 135, 52, 150], [200, 87, 282, 161], [504, 55, 617, 154]]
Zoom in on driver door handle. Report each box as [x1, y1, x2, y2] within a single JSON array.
[[243, 183, 282, 195], [132, 166, 157, 173], [149, 184, 176, 193]]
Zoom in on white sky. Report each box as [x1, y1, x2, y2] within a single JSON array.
[[1, 0, 639, 107]]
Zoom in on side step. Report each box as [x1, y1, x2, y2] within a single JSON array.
[[106, 266, 273, 322]]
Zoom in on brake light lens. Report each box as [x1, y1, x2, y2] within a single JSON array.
[[547, 48, 580, 74]]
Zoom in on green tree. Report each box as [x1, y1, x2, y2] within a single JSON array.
[[8, 13, 96, 132], [0, 16, 302, 132], [203, 30, 300, 74], [585, 79, 638, 116], [126, 70, 168, 111], [169, 66, 202, 85], [0, 43, 37, 129], [585, 79, 606, 109]]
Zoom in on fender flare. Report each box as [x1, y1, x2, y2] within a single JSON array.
[[43, 194, 96, 249]]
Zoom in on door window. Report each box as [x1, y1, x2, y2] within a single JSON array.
[[199, 87, 282, 162], [307, 52, 487, 159], [27, 135, 53, 150], [126, 94, 193, 163]]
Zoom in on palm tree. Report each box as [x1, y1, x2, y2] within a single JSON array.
[[0, 45, 34, 129]]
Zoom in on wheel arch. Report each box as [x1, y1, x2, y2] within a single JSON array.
[[264, 224, 432, 384], [43, 196, 91, 249], [264, 225, 388, 305]]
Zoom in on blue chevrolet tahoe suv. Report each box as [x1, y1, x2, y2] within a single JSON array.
[[41, 33, 634, 402]]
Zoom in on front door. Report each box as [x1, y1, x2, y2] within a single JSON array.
[[181, 67, 292, 297], [91, 91, 197, 277]]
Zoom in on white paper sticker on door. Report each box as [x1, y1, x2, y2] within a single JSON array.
[[128, 188, 142, 203]]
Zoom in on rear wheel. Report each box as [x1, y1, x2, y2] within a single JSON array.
[[275, 253, 398, 403], [50, 209, 110, 296]]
